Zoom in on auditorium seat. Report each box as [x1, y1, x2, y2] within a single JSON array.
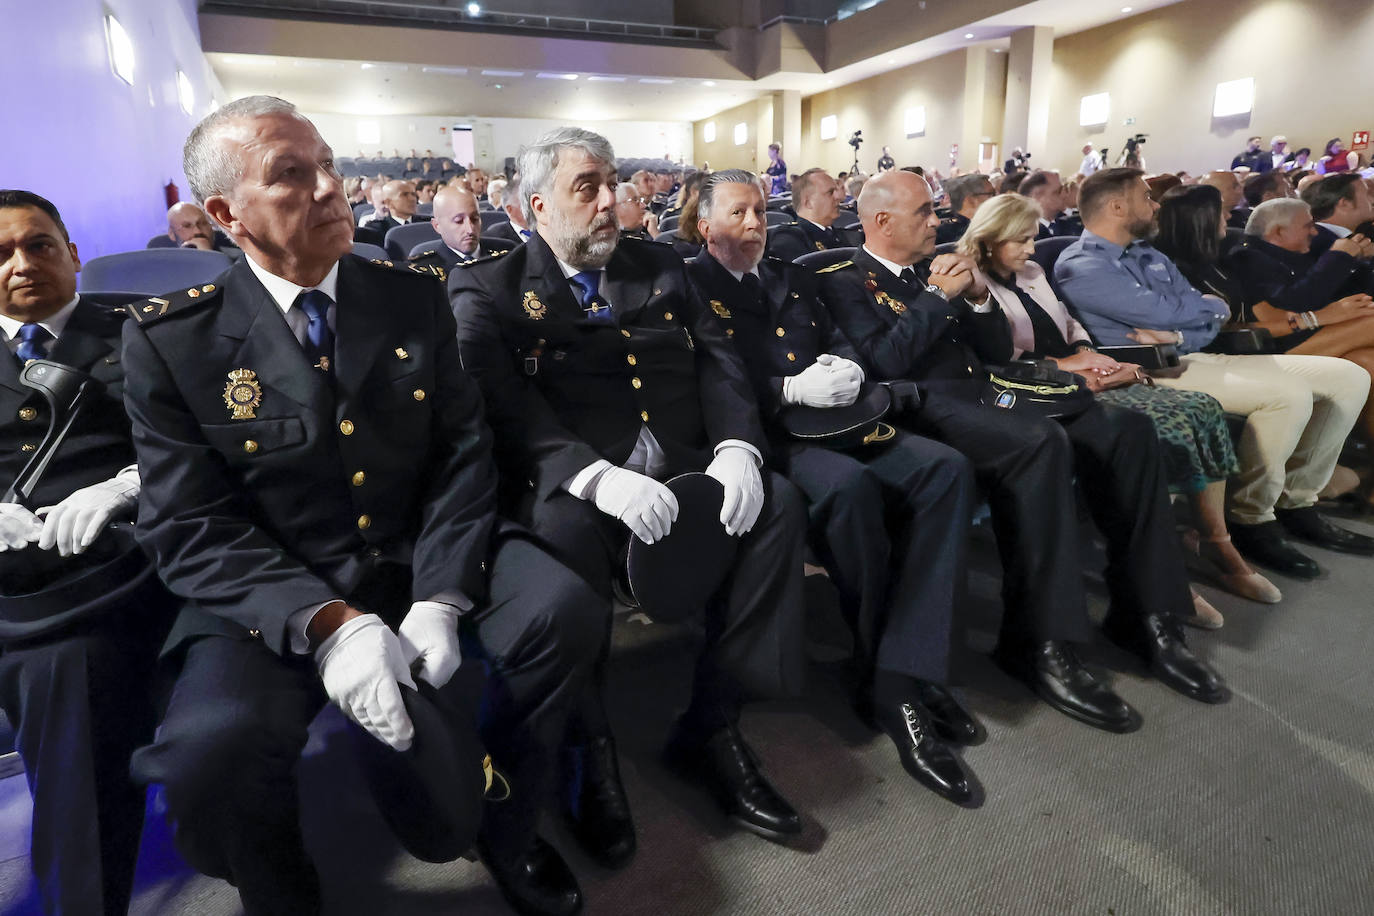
[[145, 234, 176, 249], [793, 246, 858, 272], [78, 249, 233, 295], [766, 196, 792, 211], [478, 210, 510, 230], [351, 241, 390, 260], [80, 291, 149, 308], [765, 211, 793, 228], [1031, 236, 1078, 298], [414, 203, 433, 217], [384, 223, 440, 259], [833, 211, 860, 230], [336, 157, 358, 177], [353, 204, 375, 223], [658, 214, 680, 232]]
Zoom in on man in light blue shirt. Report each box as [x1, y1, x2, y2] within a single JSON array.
[[1055, 168, 1373, 580]]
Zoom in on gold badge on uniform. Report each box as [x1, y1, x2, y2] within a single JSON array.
[[522, 290, 547, 321], [875, 291, 906, 315], [814, 241, 826, 251], [223, 369, 263, 420], [709, 299, 732, 319]]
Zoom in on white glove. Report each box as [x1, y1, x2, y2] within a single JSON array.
[[591, 465, 680, 544], [0, 503, 43, 551], [781, 354, 864, 407], [316, 613, 417, 751], [397, 601, 463, 688], [35, 475, 139, 557], [705, 446, 764, 536]]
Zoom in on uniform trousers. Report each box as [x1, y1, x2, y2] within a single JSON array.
[[779, 431, 975, 685], [130, 537, 600, 916], [1153, 353, 1370, 525], [0, 572, 169, 916], [521, 471, 808, 739], [907, 389, 1192, 647]]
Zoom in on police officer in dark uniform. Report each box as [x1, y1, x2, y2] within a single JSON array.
[[408, 186, 514, 283], [814, 170, 1227, 732], [121, 98, 600, 916], [934, 174, 996, 246], [765, 168, 861, 263], [685, 170, 981, 805], [0, 190, 175, 916], [451, 129, 810, 868]]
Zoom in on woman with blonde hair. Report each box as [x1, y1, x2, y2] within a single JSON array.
[[958, 193, 1281, 623]]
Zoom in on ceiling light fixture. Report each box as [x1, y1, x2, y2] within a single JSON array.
[[964, 32, 974, 39], [536, 72, 579, 80], [467, 3, 481, 14], [1121, 6, 1133, 11], [587, 75, 626, 82], [702, 80, 715, 87], [422, 66, 468, 75], [639, 77, 674, 84], [481, 69, 524, 77]]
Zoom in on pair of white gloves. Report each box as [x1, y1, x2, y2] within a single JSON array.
[[590, 445, 763, 545], [0, 474, 139, 555], [315, 602, 462, 752]]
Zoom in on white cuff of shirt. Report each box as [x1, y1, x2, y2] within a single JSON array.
[[713, 440, 762, 466], [287, 595, 468, 655], [564, 459, 615, 500]]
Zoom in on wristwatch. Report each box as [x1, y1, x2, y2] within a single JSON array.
[[924, 283, 948, 302]]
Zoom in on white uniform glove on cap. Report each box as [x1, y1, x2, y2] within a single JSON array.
[[705, 446, 764, 536], [782, 354, 864, 407], [0, 503, 43, 551], [316, 613, 417, 751], [397, 601, 463, 688], [590, 465, 680, 544], [36, 475, 139, 556]]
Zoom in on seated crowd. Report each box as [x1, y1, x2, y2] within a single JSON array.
[[4, 94, 1374, 916]]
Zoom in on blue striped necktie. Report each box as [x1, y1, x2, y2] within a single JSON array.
[[571, 270, 614, 324], [15, 323, 53, 366]]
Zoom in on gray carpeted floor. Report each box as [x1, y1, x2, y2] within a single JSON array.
[[2, 511, 1373, 915]]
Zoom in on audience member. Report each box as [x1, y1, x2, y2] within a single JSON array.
[[467, 167, 490, 201], [163, 201, 236, 252], [614, 183, 657, 241], [1286, 148, 1312, 172], [1146, 174, 1183, 204], [0, 189, 175, 916], [959, 192, 1277, 620], [876, 146, 896, 173], [122, 96, 600, 916], [998, 172, 1027, 194], [1231, 136, 1266, 172], [1055, 169, 1373, 578], [687, 169, 980, 804], [764, 143, 788, 195], [1018, 170, 1081, 239], [815, 169, 1226, 730], [935, 174, 995, 244], [485, 177, 507, 211], [409, 186, 514, 281], [1201, 170, 1248, 229], [844, 173, 867, 206], [1317, 137, 1358, 174], [415, 178, 438, 204], [1303, 172, 1374, 268], [451, 127, 812, 868], [1243, 170, 1293, 209], [765, 168, 858, 262], [485, 172, 535, 246], [362, 179, 421, 234], [663, 170, 710, 258], [1268, 136, 1294, 172]]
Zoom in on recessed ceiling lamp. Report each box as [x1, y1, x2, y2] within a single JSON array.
[[964, 32, 974, 39], [702, 80, 715, 86], [467, 3, 481, 14], [422, 66, 468, 75], [1121, 6, 1133, 11], [639, 77, 673, 84], [482, 69, 524, 77], [536, 72, 579, 80], [587, 75, 626, 82]]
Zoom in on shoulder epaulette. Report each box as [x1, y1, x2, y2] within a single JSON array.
[[814, 260, 854, 274], [460, 248, 511, 268], [125, 283, 223, 324], [362, 256, 410, 271], [411, 249, 438, 260]]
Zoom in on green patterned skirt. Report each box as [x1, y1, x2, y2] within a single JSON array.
[[1096, 384, 1239, 494]]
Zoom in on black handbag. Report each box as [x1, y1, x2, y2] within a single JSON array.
[[777, 382, 901, 450], [0, 360, 150, 639], [981, 359, 1094, 421]]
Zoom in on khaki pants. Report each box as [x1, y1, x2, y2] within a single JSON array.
[[1153, 352, 1370, 525]]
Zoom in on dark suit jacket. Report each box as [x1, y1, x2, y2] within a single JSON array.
[[1035, 214, 1084, 242], [684, 251, 858, 427], [485, 220, 529, 246], [1, 299, 164, 637], [935, 213, 970, 246], [1224, 236, 1363, 312], [813, 248, 1011, 396], [765, 220, 861, 263], [449, 233, 765, 506], [1308, 225, 1374, 296], [122, 255, 499, 655]]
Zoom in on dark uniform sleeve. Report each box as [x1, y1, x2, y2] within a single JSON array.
[[817, 268, 962, 381], [449, 267, 604, 503], [765, 226, 809, 264], [122, 320, 338, 655], [410, 281, 499, 606]]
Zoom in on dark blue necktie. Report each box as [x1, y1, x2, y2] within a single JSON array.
[[571, 270, 614, 324], [295, 289, 335, 373], [15, 323, 53, 366]]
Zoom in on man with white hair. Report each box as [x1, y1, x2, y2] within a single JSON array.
[[451, 128, 810, 876], [1269, 136, 1294, 172], [359, 178, 421, 234], [163, 201, 235, 252], [484, 172, 535, 246], [614, 182, 658, 241], [120, 96, 601, 916], [1079, 143, 1103, 176], [486, 177, 508, 211]]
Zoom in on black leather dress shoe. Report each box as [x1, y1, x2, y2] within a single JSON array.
[[1230, 521, 1321, 579], [1276, 506, 1374, 556], [914, 682, 984, 745], [478, 835, 583, 916], [995, 640, 1141, 733], [664, 721, 801, 841], [1104, 613, 1228, 704], [562, 737, 636, 870], [873, 699, 973, 805]]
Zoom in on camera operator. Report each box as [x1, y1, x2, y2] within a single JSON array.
[[1117, 134, 1148, 170], [1004, 147, 1031, 172]]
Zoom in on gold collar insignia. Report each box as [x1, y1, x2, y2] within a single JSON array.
[[874, 290, 906, 315], [709, 299, 732, 319], [223, 369, 263, 419]]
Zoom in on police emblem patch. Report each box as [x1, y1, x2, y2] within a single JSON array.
[[223, 369, 263, 419]]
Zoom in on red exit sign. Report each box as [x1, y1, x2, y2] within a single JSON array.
[[1354, 131, 1370, 150]]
